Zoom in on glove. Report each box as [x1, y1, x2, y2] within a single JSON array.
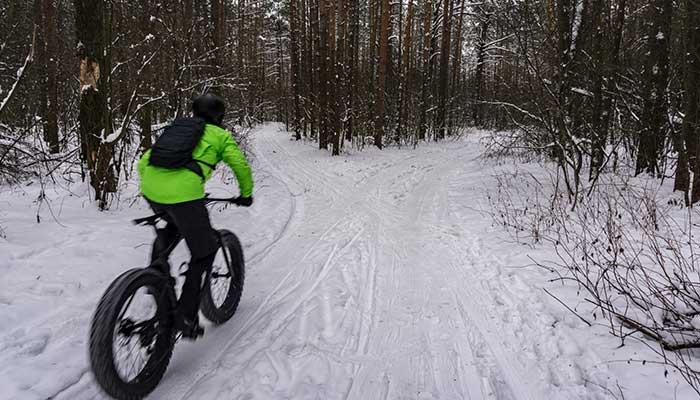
[[234, 196, 253, 207]]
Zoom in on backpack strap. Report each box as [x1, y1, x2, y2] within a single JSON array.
[[185, 159, 217, 179], [195, 159, 217, 170]]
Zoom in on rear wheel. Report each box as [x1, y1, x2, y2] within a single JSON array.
[[89, 268, 176, 400], [200, 229, 245, 324]]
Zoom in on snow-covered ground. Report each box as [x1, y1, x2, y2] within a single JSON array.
[[0, 123, 693, 399]]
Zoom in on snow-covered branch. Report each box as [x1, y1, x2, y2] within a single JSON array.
[[0, 28, 35, 118]]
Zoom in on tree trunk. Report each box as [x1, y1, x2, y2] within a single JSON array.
[[685, 0, 700, 203], [369, 0, 378, 73], [43, 0, 59, 153], [671, 0, 693, 196], [346, 0, 360, 142], [636, 0, 672, 176], [139, 102, 152, 153], [450, 0, 465, 128], [436, 0, 452, 140], [74, 0, 116, 209], [237, 0, 246, 73], [556, 0, 572, 160], [374, 0, 391, 148], [328, 0, 340, 155], [339, 0, 349, 146], [418, 0, 433, 140], [33, 0, 48, 151], [290, 0, 302, 140], [310, 0, 321, 140], [397, 0, 414, 141], [211, 0, 225, 66], [472, 8, 490, 125], [589, 0, 608, 178], [318, 0, 330, 150]]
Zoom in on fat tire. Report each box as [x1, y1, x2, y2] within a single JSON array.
[[200, 229, 245, 324], [89, 268, 176, 400]]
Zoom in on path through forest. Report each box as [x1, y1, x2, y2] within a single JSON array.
[[0, 124, 679, 399]]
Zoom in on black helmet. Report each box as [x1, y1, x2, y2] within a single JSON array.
[[192, 93, 225, 126]]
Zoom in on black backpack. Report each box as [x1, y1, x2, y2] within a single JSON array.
[[149, 117, 215, 178]]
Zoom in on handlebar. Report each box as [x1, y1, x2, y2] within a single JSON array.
[[204, 197, 239, 204]]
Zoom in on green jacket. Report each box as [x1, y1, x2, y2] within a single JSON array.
[[138, 123, 253, 204]]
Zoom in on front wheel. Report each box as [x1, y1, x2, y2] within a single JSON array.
[[89, 268, 176, 400], [200, 229, 245, 324]]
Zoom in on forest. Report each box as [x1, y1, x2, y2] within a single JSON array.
[[2, 0, 700, 397], [1, 0, 698, 207]]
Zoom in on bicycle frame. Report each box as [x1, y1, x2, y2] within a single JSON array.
[[132, 212, 182, 271], [132, 197, 238, 271]]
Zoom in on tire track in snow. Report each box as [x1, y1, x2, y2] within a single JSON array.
[[246, 174, 297, 265], [171, 129, 384, 398], [53, 126, 609, 400], [145, 128, 321, 400], [178, 128, 419, 399], [434, 165, 612, 399], [339, 148, 477, 399], [258, 130, 403, 367], [186, 129, 612, 400], [430, 162, 536, 400], [40, 127, 303, 400], [368, 150, 538, 400], [176, 224, 365, 400], [261, 128, 410, 226], [249, 132, 562, 399]]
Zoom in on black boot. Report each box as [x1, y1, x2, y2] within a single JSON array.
[[149, 224, 178, 275], [174, 252, 215, 338]]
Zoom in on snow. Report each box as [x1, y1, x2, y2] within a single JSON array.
[[571, 87, 593, 97], [692, 316, 700, 331], [569, 0, 585, 54], [0, 123, 695, 399], [103, 128, 121, 144]]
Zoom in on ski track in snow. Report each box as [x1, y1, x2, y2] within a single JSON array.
[[0, 123, 669, 399]]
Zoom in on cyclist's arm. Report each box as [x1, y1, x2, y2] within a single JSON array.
[[220, 133, 253, 197]]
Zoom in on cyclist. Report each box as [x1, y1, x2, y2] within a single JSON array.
[[137, 93, 253, 337]]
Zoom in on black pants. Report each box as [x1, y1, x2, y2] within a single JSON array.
[[148, 198, 219, 321]]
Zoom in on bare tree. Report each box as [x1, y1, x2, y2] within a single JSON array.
[[74, 0, 116, 209], [636, 0, 673, 176], [374, 0, 391, 148]]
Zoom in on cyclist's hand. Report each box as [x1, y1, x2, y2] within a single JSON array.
[[234, 196, 253, 207]]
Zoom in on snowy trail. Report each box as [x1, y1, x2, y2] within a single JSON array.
[[150, 125, 608, 400], [1, 123, 620, 399]]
